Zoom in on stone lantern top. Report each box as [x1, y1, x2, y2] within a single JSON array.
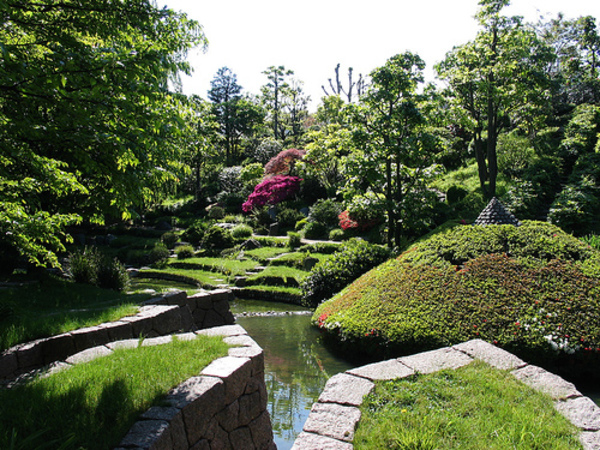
[[473, 197, 520, 226]]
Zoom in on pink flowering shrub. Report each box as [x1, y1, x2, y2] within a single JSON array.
[[242, 175, 302, 212], [264, 148, 306, 176]]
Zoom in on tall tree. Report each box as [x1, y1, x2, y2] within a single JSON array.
[[436, 0, 555, 199], [0, 0, 205, 269], [261, 65, 293, 141], [284, 78, 310, 145], [350, 52, 437, 248]]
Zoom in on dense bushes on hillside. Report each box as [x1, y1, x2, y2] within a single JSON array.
[[313, 221, 600, 381]]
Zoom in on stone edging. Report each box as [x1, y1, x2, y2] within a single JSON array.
[[0, 289, 235, 383], [292, 339, 600, 450]]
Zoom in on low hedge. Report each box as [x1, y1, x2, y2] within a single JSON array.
[[313, 221, 600, 382]]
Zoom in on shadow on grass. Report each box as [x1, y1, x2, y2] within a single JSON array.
[[1, 377, 142, 450]]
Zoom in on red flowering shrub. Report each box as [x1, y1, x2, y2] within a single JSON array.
[[264, 148, 305, 176], [339, 210, 381, 231], [242, 175, 302, 212]]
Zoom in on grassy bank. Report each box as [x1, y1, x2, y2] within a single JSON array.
[[355, 361, 582, 449], [0, 278, 147, 351], [0, 335, 229, 449]]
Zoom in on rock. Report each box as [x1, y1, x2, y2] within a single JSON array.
[[240, 239, 261, 250], [269, 223, 280, 236], [156, 221, 172, 231], [303, 257, 319, 271]]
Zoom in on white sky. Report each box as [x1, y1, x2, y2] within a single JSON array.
[[162, 0, 600, 111]]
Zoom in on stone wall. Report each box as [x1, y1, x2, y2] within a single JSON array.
[[292, 339, 600, 450], [111, 324, 276, 450], [0, 289, 235, 383]]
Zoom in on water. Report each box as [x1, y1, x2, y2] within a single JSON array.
[[235, 302, 353, 450]]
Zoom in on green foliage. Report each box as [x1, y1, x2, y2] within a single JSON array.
[[0, 1, 206, 267], [96, 257, 129, 292], [207, 206, 226, 220], [231, 224, 253, 240], [329, 229, 345, 241], [302, 239, 391, 308], [445, 186, 468, 205], [180, 220, 209, 246], [276, 208, 305, 229], [314, 221, 600, 381], [201, 226, 234, 254], [356, 362, 581, 450], [295, 218, 309, 231], [148, 243, 170, 268], [400, 221, 594, 267], [68, 247, 101, 285], [287, 231, 302, 249], [307, 199, 342, 227], [160, 232, 179, 249], [175, 245, 195, 260], [298, 242, 341, 254], [0, 336, 229, 450], [303, 222, 328, 240]]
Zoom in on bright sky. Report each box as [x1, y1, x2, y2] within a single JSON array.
[[162, 0, 600, 111]]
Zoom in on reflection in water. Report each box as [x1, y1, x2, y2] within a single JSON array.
[[236, 314, 353, 450]]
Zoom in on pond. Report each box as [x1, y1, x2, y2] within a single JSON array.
[[233, 300, 353, 450]]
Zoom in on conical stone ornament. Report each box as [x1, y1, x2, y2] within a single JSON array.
[[473, 197, 520, 226]]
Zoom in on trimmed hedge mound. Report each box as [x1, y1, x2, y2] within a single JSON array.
[[313, 221, 600, 382]]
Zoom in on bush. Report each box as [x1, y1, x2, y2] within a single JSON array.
[[161, 232, 179, 249], [307, 199, 342, 228], [201, 226, 234, 254], [329, 228, 345, 241], [207, 206, 225, 220], [180, 220, 208, 246], [295, 218, 308, 231], [302, 239, 391, 308], [446, 186, 468, 205], [231, 224, 253, 239], [287, 231, 302, 249], [303, 221, 327, 240], [68, 247, 128, 291], [312, 221, 600, 383], [96, 257, 129, 291], [175, 245, 195, 260], [277, 208, 305, 229], [148, 242, 170, 268], [298, 242, 341, 254], [69, 247, 101, 285]]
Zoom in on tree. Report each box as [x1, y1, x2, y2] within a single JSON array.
[[261, 65, 293, 141], [321, 64, 366, 103], [0, 0, 205, 269], [350, 52, 438, 248], [207, 67, 264, 165], [436, 0, 555, 199]]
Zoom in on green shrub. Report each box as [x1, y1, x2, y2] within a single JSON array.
[[201, 226, 234, 254], [295, 218, 308, 231], [302, 239, 391, 308], [313, 220, 600, 383], [161, 232, 179, 249], [231, 224, 253, 239], [277, 208, 305, 229], [207, 206, 225, 220], [175, 245, 195, 260], [180, 220, 208, 246], [329, 228, 345, 241], [68, 247, 100, 285], [581, 234, 600, 251], [68, 248, 128, 291], [307, 198, 342, 228], [287, 231, 302, 249], [298, 242, 341, 254], [303, 222, 327, 240], [446, 186, 468, 204], [96, 257, 129, 291], [148, 242, 170, 268]]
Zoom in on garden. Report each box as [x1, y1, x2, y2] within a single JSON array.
[[2, 0, 600, 448]]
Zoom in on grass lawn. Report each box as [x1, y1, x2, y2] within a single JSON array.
[[246, 265, 309, 286], [0, 334, 229, 450], [0, 278, 148, 351], [168, 256, 259, 276], [355, 361, 582, 450], [244, 246, 292, 263], [143, 267, 230, 287]]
